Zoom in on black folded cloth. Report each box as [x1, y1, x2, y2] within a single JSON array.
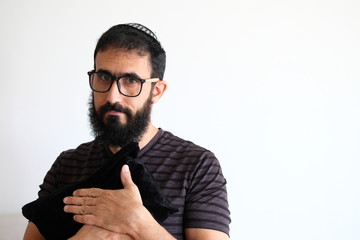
[[22, 142, 178, 240]]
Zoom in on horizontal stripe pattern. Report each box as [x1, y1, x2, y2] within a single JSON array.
[[38, 129, 230, 239]]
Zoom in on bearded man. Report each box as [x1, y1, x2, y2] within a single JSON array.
[[23, 23, 230, 240]]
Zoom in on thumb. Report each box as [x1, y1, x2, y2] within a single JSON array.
[[121, 164, 134, 188]]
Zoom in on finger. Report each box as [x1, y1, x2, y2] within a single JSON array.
[[64, 205, 96, 215], [121, 164, 135, 189], [73, 214, 97, 225], [73, 188, 103, 197], [63, 196, 96, 206]]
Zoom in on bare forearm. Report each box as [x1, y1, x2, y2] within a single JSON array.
[[120, 206, 175, 240], [23, 222, 45, 240], [130, 220, 175, 240], [132, 226, 175, 240], [68, 225, 134, 240]]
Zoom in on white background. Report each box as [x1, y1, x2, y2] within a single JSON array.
[[1, 0, 360, 239]]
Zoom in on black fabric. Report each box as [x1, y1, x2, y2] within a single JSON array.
[[22, 142, 178, 240]]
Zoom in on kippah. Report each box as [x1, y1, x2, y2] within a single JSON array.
[[125, 23, 158, 41]]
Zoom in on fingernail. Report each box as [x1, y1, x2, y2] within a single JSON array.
[[123, 164, 130, 172], [63, 197, 68, 203]]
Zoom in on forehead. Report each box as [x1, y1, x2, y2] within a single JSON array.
[[95, 48, 151, 76]]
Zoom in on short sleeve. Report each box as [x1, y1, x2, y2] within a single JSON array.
[[38, 152, 64, 198], [183, 151, 231, 235]]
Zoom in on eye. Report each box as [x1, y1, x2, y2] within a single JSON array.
[[97, 73, 112, 82], [122, 77, 141, 86]]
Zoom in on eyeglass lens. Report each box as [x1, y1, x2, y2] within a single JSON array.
[[90, 72, 142, 96]]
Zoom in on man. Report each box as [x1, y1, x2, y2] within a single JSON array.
[[23, 23, 230, 240]]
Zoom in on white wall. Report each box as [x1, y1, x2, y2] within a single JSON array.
[[1, 0, 360, 239]]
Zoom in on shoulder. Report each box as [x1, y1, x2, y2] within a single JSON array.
[[140, 130, 220, 175], [55, 140, 107, 168], [155, 130, 215, 158], [156, 131, 225, 184], [58, 140, 103, 159]]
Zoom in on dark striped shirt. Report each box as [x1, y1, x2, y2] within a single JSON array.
[[39, 129, 231, 239]]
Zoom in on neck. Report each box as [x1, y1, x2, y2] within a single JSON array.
[[108, 123, 159, 154]]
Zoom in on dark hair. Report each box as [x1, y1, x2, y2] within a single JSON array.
[[94, 23, 166, 79]]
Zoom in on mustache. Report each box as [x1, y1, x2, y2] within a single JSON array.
[[97, 102, 132, 118]]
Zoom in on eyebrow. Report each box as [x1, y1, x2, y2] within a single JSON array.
[[96, 69, 142, 80]]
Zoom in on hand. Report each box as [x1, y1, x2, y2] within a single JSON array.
[[64, 165, 151, 235], [68, 225, 134, 240]]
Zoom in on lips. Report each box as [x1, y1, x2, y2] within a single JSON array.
[[107, 110, 124, 115]]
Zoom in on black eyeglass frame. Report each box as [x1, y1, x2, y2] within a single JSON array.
[[88, 71, 159, 97]]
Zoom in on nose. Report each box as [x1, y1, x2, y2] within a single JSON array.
[[105, 81, 124, 104]]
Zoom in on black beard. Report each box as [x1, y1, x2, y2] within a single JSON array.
[[88, 94, 153, 147]]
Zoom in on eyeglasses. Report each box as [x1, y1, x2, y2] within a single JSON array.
[[88, 71, 159, 97]]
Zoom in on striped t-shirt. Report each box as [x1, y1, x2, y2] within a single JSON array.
[[39, 129, 231, 239]]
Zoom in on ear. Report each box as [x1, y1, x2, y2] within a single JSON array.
[[151, 80, 168, 104]]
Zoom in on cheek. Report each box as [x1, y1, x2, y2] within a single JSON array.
[[138, 86, 153, 103], [134, 95, 150, 111], [93, 93, 105, 110]]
